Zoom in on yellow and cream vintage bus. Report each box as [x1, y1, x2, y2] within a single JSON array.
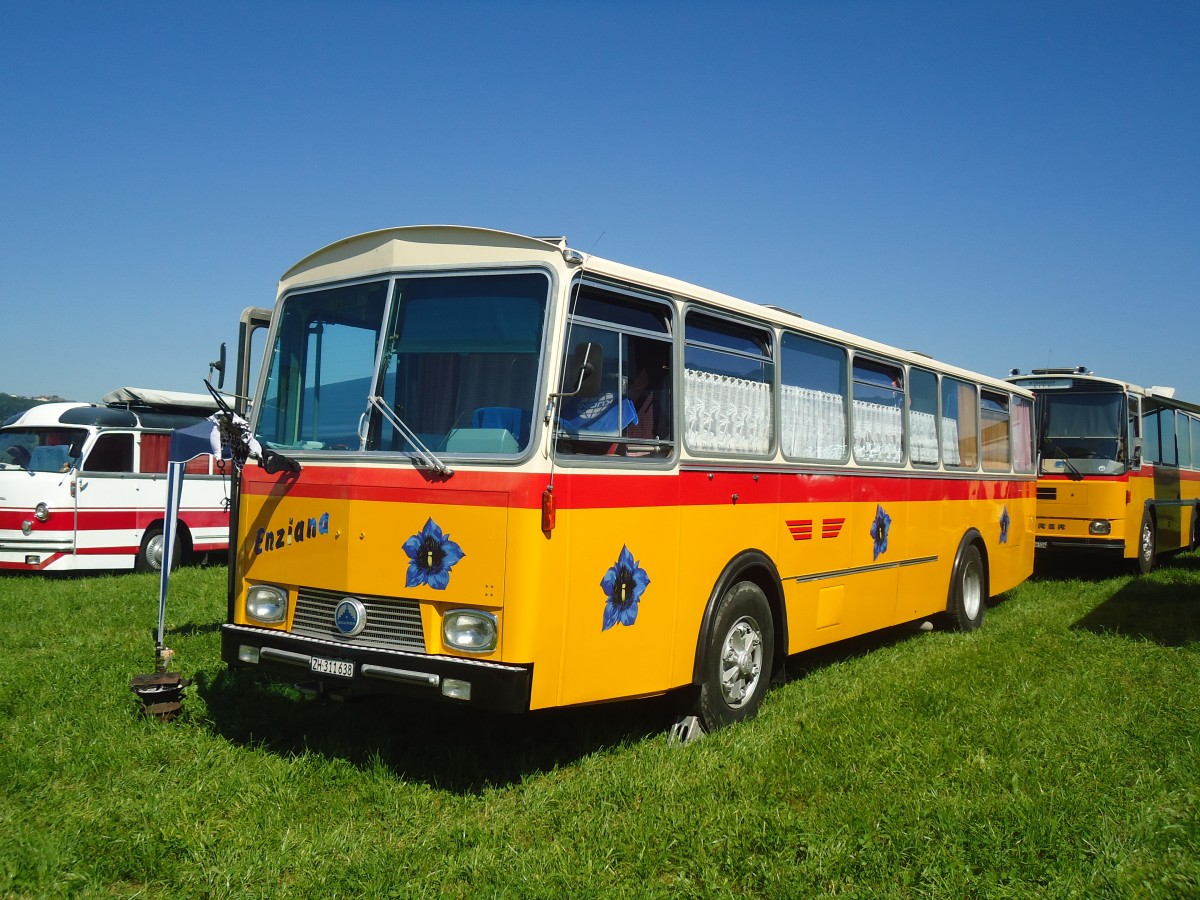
[[222, 226, 1036, 732], [1008, 368, 1200, 573]]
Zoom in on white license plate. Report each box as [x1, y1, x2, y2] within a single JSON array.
[[310, 656, 354, 678], [1035, 541, 1047, 549]]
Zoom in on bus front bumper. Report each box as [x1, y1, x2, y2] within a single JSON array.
[[1033, 536, 1124, 553], [221, 624, 533, 713]]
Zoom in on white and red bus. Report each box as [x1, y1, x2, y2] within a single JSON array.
[[222, 226, 1036, 732], [0, 387, 231, 572]]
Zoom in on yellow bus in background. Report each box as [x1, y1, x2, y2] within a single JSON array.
[[1008, 368, 1200, 573], [222, 226, 1036, 733]]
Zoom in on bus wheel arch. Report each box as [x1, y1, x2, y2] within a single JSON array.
[[135, 521, 189, 572], [941, 530, 987, 632], [690, 551, 786, 731]]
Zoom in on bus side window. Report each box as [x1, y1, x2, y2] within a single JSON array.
[[84, 433, 135, 473], [684, 310, 773, 457], [557, 285, 674, 459]]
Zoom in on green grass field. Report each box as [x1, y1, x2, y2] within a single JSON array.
[[1, 555, 1197, 898]]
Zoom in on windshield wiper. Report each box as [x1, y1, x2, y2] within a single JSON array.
[[1042, 438, 1084, 481], [366, 395, 453, 476]]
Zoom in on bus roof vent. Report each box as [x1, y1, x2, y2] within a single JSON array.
[[1031, 366, 1091, 376], [765, 304, 802, 319], [1150, 386, 1177, 399]]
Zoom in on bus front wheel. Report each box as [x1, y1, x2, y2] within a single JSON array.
[[943, 543, 986, 632], [695, 581, 775, 732], [136, 525, 180, 573], [1137, 512, 1156, 575]]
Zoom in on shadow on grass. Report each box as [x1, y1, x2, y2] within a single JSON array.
[[1033, 548, 1200, 583], [191, 666, 679, 793], [189, 619, 934, 792], [1072, 576, 1200, 647]]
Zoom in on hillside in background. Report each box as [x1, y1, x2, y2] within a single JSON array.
[[0, 392, 71, 421]]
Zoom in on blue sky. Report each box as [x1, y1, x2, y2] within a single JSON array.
[[2, 1, 1197, 404]]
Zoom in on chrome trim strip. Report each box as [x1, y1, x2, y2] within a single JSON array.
[[360, 664, 440, 687], [790, 555, 938, 584]]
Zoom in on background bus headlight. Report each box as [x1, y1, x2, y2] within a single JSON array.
[[443, 610, 497, 653], [1089, 520, 1112, 535], [246, 584, 288, 623], [34, 502, 51, 522]]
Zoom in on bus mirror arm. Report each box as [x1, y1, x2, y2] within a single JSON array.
[[549, 342, 604, 401], [208, 343, 227, 390]]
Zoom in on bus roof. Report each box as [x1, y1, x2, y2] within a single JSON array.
[[278, 224, 1031, 398], [101, 386, 221, 414], [3, 387, 223, 432], [1009, 371, 1200, 416]]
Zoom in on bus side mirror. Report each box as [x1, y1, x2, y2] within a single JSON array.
[[1130, 440, 1143, 470], [209, 343, 227, 390]]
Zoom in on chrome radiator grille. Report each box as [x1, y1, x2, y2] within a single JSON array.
[[291, 587, 426, 652]]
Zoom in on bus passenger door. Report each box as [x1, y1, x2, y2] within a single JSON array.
[[74, 433, 140, 563], [555, 473, 681, 708]]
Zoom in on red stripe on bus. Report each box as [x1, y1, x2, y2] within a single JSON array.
[[241, 465, 1033, 510]]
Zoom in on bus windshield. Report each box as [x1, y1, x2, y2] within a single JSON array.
[[1038, 390, 1126, 475], [256, 271, 549, 457], [0, 428, 86, 472]]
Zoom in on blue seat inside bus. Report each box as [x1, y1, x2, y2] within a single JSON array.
[[470, 407, 530, 446], [29, 445, 70, 472]]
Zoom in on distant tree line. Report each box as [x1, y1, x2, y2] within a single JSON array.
[[0, 392, 68, 422]]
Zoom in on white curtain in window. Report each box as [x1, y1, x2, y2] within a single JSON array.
[[941, 417, 962, 466], [853, 400, 903, 463], [684, 369, 772, 454], [780, 385, 847, 460], [909, 410, 939, 464]]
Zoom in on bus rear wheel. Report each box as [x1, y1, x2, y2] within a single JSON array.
[[695, 581, 775, 732], [943, 543, 986, 632], [1136, 512, 1156, 575]]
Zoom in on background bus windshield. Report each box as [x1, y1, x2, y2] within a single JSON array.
[[1039, 391, 1125, 474]]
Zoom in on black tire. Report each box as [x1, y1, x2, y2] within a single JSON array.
[[695, 581, 775, 732], [1136, 511, 1156, 575], [943, 543, 986, 632], [135, 525, 179, 573]]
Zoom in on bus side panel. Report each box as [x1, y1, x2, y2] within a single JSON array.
[[1153, 465, 1184, 551], [981, 482, 1036, 596], [553, 471, 681, 709], [897, 479, 947, 624], [777, 472, 853, 653]]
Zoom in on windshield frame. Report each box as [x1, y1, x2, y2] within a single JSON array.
[[252, 265, 557, 466]]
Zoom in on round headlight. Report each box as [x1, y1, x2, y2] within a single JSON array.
[[34, 502, 51, 522], [443, 609, 497, 653], [245, 584, 288, 623]]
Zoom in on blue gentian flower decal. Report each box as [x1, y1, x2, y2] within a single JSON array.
[[870, 504, 892, 560], [999, 506, 1010, 544], [601, 545, 650, 630], [402, 518, 464, 590]]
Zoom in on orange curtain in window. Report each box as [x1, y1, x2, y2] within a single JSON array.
[[958, 384, 978, 468]]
